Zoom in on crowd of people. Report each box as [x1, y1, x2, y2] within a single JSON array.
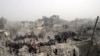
[[5, 31, 78, 56]]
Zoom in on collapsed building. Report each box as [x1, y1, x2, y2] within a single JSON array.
[[0, 16, 100, 56]]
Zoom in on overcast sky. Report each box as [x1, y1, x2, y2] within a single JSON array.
[[0, 0, 100, 21]]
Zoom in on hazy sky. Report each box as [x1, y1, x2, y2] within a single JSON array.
[[0, 0, 100, 21]]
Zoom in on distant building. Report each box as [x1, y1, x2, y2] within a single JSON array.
[[0, 17, 7, 29], [21, 21, 34, 29]]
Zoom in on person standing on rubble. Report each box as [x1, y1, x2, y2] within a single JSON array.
[[31, 41, 39, 54]]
